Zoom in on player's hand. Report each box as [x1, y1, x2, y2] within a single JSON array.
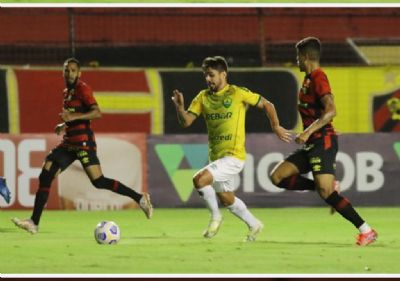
[[172, 89, 185, 109], [295, 131, 310, 144], [60, 109, 75, 122], [54, 123, 66, 135], [273, 125, 292, 143]]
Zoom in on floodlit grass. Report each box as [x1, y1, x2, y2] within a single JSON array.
[[0, 207, 398, 275]]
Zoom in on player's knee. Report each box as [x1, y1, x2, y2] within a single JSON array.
[[269, 171, 282, 186], [218, 194, 234, 207], [221, 201, 229, 207], [193, 173, 204, 189], [220, 198, 233, 207], [39, 165, 58, 187], [193, 169, 213, 189], [317, 186, 331, 200], [39, 170, 52, 187], [91, 176, 112, 189]]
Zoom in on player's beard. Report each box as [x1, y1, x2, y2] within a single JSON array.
[[208, 83, 216, 92], [208, 81, 221, 93], [66, 77, 79, 90], [298, 59, 307, 72]]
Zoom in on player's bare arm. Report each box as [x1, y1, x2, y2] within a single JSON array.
[[172, 89, 197, 128], [60, 104, 102, 123], [295, 94, 336, 144], [257, 97, 292, 143]]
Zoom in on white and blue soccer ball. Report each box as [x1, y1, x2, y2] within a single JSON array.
[[94, 221, 120, 245]]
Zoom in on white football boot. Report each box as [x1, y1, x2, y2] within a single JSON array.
[[139, 193, 153, 219], [203, 217, 223, 238], [245, 220, 264, 242], [12, 218, 38, 234]]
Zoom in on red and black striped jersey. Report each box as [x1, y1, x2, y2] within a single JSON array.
[[298, 68, 336, 141], [61, 80, 97, 150]]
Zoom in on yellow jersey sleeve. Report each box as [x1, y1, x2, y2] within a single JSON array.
[[187, 91, 204, 117], [239, 87, 261, 106]]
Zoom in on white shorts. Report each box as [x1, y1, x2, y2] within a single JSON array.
[[204, 156, 244, 193]]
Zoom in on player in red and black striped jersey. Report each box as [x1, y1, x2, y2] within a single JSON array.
[[12, 58, 153, 234], [59, 75, 98, 151], [270, 37, 377, 246]]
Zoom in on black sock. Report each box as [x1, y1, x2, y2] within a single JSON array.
[[277, 175, 316, 190], [30, 166, 58, 226], [92, 176, 143, 203], [325, 191, 364, 228], [31, 187, 50, 225], [112, 180, 142, 203]]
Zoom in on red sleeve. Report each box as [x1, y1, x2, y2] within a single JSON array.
[[80, 83, 97, 107], [314, 72, 331, 98]]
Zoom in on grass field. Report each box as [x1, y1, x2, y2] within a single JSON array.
[[0, 207, 399, 275]]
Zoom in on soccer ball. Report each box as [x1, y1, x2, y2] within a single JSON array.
[[94, 221, 120, 245]]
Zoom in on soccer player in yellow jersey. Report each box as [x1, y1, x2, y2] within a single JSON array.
[[172, 56, 291, 241]]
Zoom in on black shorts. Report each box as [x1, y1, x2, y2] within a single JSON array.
[[46, 145, 100, 171], [286, 134, 338, 175]]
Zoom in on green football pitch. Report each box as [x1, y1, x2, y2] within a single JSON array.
[[0, 207, 398, 275]]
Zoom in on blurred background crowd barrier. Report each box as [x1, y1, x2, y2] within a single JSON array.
[[1, 8, 400, 67]]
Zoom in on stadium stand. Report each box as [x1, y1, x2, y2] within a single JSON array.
[[1, 8, 400, 67]]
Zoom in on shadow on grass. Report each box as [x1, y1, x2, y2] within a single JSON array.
[[0, 227, 18, 233]]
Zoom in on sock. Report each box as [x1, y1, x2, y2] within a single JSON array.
[[31, 187, 50, 226], [31, 167, 59, 226], [227, 197, 258, 229], [112, 180, 142, 203], [91, 176, 142, 203], [325, 191, 365, 228], [358, 222, 372, 234], [197, 185, 222, 220], [277, 175, 315, 190]]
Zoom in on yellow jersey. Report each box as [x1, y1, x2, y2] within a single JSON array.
[[188, 84, 261, 161]]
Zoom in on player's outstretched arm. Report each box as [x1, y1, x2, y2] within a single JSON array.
[[60, 104, 102, 123], [295, 94, 336, 144], [257, 97, 292, 143], [172, 89, 197, 128]]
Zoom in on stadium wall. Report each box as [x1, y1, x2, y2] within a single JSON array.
[[2, 8, 400, 45], [1, 133, 399, 209], [1, 66, 400, 134], [1, 8, 400, 66], [0, 133, 147, 210]]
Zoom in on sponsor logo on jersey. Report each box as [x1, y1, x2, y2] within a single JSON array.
[[223, 97, 232, 108], [205, 112, 232, 120], [209, 134, 232, 142]]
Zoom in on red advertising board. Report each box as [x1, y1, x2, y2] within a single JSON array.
[[13, 68, 160, 134], [0, 133, 147, 210]]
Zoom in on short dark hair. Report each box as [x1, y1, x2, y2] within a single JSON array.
[[64, 57, 81, 69], [201, 56, 228, 73], [295, 37, 321, 61]]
